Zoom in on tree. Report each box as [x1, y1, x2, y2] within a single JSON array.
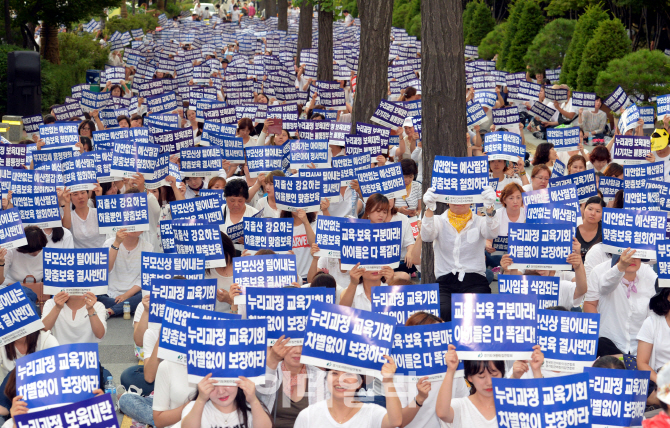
[[576, 18, 630, 92], [462, 0, 476, 45], [467, 1, 496, 47], [523, 18, 576, 75], [120, 0, 128, 18], [595, 49, 670, 102], [350, 0, 393, 130], [277, 0, 288, 30], [317, 3, 333, 80], [12, 0, 119, 64], [560, 5, 608, 87], [266, 0, 277, 18], [505, 0, 544, 72], [297, 0, 313, 64], [478, 22, 506, 60], [498, 0, 525, 70], [420, 0, 467, 281]]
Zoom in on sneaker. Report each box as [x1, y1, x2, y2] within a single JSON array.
[[491, 266, 501, 281], [532, 131, 545, 140]]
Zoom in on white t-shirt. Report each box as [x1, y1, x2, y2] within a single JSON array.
[[344, 14, 354, 25], [390, 213, 416, 259], [352, 283, 387, 311], [181, 401, 253, 428], [294, 400, 387, 428], [0, 331, 59, 380], [394, 378, 469, 428], [255, 196, 281, 218], [143, 326, 160, 360], [41, 300, 107, 344], [45, 228, 74, 249], [637, 313, 670, 371], [231, 10, 240, 21], [223, 204, 259, 231], [493, 175, 523, 210], [317, 257, 350, 290], [653, 150, 670, 183], [438, 397, 498, 428], [153, 360, 197, 428], [206, 269, 234, 312], [495, 207, 526, 236], [2, 250, 43, 285], [104, 237, 154, 298], [70, 207, 107, 248], [293, 222, 315, 278], [327, 187, 362, 218]]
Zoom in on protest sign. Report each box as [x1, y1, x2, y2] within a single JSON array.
[[572, 91, 596, 110], [158, 301, 240, 364], [549, 170, 598, 202], [370, 100, 408, 129], [545, 86, 568, 102], [170, 196, 226, 230], [33, 147, 76, 165], [612, 135, 651, 165], [179, 146, 221, 177], [243, 217, 293, 253], [186, 317, 267, 384], [465, 45, 478, 57], [43, 248, 109, 295], [508, 223, 573, 270], [246, 287, 336, 346], [151, 127, 195, 154], [356, 122, 391, 155], [144, 152, 170, 189], [61, 154, 97, 191], [0, 208, 27, 249], [604, 86, 630, 111], [657, 240, 670, 287], [491, 107, 520, 130], [431, 156, 489, 203], [300, 301, 396, 376], [92, 127, 150, 151], [289, 139, 329, 168], [110, 140, 159, 178], [624, 188, 660, 211], [356, 163, 405, 200], [141, 252, 205, 294], [38, 124, 79, 147], [492, 374, 590, 428], [232, 254, 298, 304], [273, 175, 321, 213], [658, 94, 670, 118], [624, 161, 665, 189], [245, 143, 289, 178], [0, 143, 27, 167], [148, 278, 216, 326], [482, 132, 525, 161], [498, 274, 560, 309], [328, 122, 352, 146], [530, 101, 557, 122], [640, 106, 655, 129], [99, 108, 129, 128], [172, 222, 226, 268], [466, 101, 487, 128], [10, 170, 61, 228], [474, 91, 497, 108], [146, 91, 179, 115], [15, 343, 99, 410], [584, 367, 649, 428], [0, 283, 43, 345], [551, 159, 566, 179], [619, 104, 640, 135], [96, 193, 149, 233], [51, 102, 83, 121], [525, 202, 577, 229], [600, 176, 624, 202], [537, 309, 599, 372], [340, 221, 402, 270], [371, 283, 440, 325], [452, 293, 537, 360], [601, 208, 667, 259], [315, 217, 370, 258], [14, 394, 117, 428], [23, 114, 44, 135], [298, 168, 341, 201], [331, 153, 370, 186], [546, 127, 580, 152], [200, 132, 244, 164], [518, 81, 541, 100]]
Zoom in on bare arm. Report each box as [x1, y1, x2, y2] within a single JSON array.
[[583, 300, 598, 313], [636, 341, 657, 383], [154, 403, 190, 428]]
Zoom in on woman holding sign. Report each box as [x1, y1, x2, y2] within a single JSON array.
[[61, 186, 108, 249], [421, 187, 498, 322], [521, 164, 550, 192]]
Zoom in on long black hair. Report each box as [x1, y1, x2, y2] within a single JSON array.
[[463, 360, 505, 395], [50, 227, 65, 243], [532, 142, 555, 166], [4, 330, 40, 361], [189, 386, 257, 428]]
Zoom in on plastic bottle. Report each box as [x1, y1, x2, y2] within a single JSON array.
[[123, 301, 131, 320], [104, 376, 117, 411], [588, 134, 593, 145]]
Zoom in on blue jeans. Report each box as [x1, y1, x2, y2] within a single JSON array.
[[119, 394, 154, 425], [485, 252, 502, 268], [120, 366, 154, 396], [98, 291, 143, 316]]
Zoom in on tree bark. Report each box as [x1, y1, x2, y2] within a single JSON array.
[[266, 0, 277, 19], [277, 0, 288, 30], [317, 9, 333, 81], [350, 0, 393, 131], [297, 1, 313, 64], [420, 0, 467, 282], [3, 0, 12, 44], [121, 0, 129, 18], [156, 0, 165, 11], [40, 24, 60, 65]]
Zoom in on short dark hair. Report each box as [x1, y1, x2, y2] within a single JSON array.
[[650, 288, 670, 317], [224, 179, 249, 199], [131, 114, 143, 125], [343, 9, 349, 13], [311, 272, 336, 289], [43, 114, 57, 125], [592, 355, 626, 370], [80, 137, 93, 152], [464, 360, 505, 395], [117, 115, 131, 127], [17, 226, 48, 254], [400, 158, 418, 179], [589, 145, 611, 164], [584, 196, 606, 209]]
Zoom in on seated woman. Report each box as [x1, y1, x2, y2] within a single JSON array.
[[61, 186, 108, 249], [637, 288, 670, 406], [41, 290, 107, 344]]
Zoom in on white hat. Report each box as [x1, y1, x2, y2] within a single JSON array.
[[403, 116, 414, 128], [658, 361, 670, 405]]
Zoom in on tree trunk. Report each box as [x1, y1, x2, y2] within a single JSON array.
[[156, 0, 165, 11], [277, 0, 288, 30], [266, 0, 276, 20], [420, 0, 467, 282], [350, 0, 393, 130], [317, 9, 333, 81], [297, 1, 313, 64], [3, 0, 12, 44], [121, 0, 129, 18], [40, 24, 60, 65], [132, 0, 136, 15], [24, 23, 39, 51]]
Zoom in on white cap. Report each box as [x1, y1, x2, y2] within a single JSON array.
[[403, 116, 414, 128], [658, 361, 670, 405]]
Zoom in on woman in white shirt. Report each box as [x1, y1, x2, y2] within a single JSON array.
[[206, 234, 236, 313], [61, 186, 107, 248], [223, 180, 259, 251], [340, 263, 395, 312], [293, 358, 402, 428], [183, 176, 205, 199], [41, 290, 107, 344], [254, 170, 284, 218], [396, 159, 422, 218], [421, 187, 498, 321], [566, 154, 587, 175], [279, 209, 316, 280], [43, 227, 74, 248], [637, 288, 670, 395], [489, 158, 526, 209], [182, 373, 272, 428], [0, 226, 50, 287], [522, 164, 551, 193], [485, 182, 525, 270], [237, 118, 259, 147]]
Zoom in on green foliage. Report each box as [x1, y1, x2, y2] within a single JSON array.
[[466, 1, 496, 47], [164, 2, 182, 18], [478, 22, 507, 60], [404, 0, 420, 34], [523, 18, 575, 75], [10, 0, 119, 28], [594, 50, 670, 102], [463, 1, 477, 46], [545, 0, 596, 16], [393, 0, 412, 28], [338, 0, 358, 17], [499, 0, 525, 70], [104, 14, 159, 37], [576, 18, 630, 92], [505, 0, 544, 72], [560, 5, 608, 87], [390, 0, 420, 39]]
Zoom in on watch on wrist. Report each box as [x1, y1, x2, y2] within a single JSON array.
[[486, 209, 497, 218]]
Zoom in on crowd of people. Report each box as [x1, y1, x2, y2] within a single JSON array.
[[3, 4, 670, 428]]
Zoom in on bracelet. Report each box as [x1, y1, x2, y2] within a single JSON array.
[[86, 311, 97, 318], [519, 171, 527, 176], [110, 244, 120, 251], [414, 397, 423, 407]]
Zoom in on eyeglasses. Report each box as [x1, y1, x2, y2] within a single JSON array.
[[535, 176, 550, 182]]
